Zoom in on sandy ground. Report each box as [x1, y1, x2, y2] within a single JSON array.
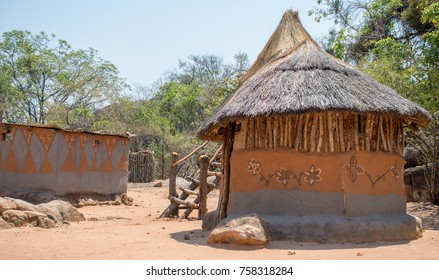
[[1, 183, 438, 260]]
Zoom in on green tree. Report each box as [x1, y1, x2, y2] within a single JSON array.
[[0, 30, 127, 125], [309, 0, 439, 111]]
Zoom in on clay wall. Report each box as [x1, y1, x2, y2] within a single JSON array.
[[0, 123, 129, 196]]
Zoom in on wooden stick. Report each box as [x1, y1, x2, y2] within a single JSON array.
[[303, 113, 310, 151], [168, 196, 199, 209], [209, 144, 223, 165], [198, 155, 208, 219], [338, 113, 345, 152], [173, 141, 208, 166], [364, 114, 370, 151], [310, 113, 317, 152], [256, 118, 262, 148], [354, 113, 360, 151], [386, 116, 392, 152], [267, 117, 272, 149], [294, 115, 303, 151], [327, 112, 334, 152], [248, 118, 254, 149], [169, 152, 179, 198], [379, 116, 388, 151], [286, 116, 292, 148], [317, 113, 323, 152], [273, 116, 278, 149], [178, 187, 198, 196]]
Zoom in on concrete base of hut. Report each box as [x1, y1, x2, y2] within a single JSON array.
[[223, 213, 422, 243]]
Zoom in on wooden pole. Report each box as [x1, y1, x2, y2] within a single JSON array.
[[173, 141, 208, 166], [379, 116, 388, 151], [273, 116, 279, 149], [267, 117, 273, 148], [338, 113, 345, 152], [327, 112, 335, 152], [218, 123, 235, 222], [310, 113, 317, 152], [303, 113, 310, 151], [198, 155, 208, 219], [294, 115, 303, 151], [169, 152, 179, 216], [354, 113, 360, 151], [317, 113, 324, 152]]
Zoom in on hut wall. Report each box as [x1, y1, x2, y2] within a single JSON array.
[[229, 148, 405, 217], [234, 113, 404, 155], [0, 123, 129, 196]]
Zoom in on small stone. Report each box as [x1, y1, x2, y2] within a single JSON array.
[[153, 181, 163, 188], [184, 234, 190, 240]]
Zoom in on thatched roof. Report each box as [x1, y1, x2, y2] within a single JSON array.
[[197, 10, 431, 141]]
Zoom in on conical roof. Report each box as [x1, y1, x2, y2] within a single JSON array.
[[197, 10, 431, 141]]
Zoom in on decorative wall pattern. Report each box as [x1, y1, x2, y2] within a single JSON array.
[[344, 155, 401, 188], [0, 123, 130, 195], [247, 157, 323, 187]]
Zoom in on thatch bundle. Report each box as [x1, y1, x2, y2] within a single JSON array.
[[197, 11, 431, 142]]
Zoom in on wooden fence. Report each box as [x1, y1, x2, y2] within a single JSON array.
[[128, 150, 155, 183]]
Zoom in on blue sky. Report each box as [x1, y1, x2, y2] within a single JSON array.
[[0, 0, 333, 90]]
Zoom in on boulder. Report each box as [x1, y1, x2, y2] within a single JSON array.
[[207, 214, 271, 246], [4, 197, 38, 212], [0, 197, 17, 214], [41, 200, 85, 223], [404, 147, 424, 168], [202, 210, 219, 230], [0, 217, 12, 230], [2, 210, 56, 228]]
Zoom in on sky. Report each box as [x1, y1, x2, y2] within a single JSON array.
[[0, 0, 333, 91]]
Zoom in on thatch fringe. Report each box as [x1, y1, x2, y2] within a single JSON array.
[[236, 112, 404, 155]]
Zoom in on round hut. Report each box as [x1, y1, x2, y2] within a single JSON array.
[[197, 10, 431, 242]]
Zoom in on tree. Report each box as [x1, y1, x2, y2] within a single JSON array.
[[0, 30, 127, 125], [309, 0, 438, 112]]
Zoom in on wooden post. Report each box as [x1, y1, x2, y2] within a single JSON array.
[[198, 155, 208, 219], [317, 113, 324, 152], [218, 123, 235, 222], [294, 115, 303, 151], [327, 112, 334, 152], [169, 152, 179, 217], [338, 113, 345, 152]]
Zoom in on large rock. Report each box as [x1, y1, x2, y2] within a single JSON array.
[[0, 197, 17, 214], [1, 210, 56, 228], [202, 210, 219, 230], [4, 197, 38, 212], [207, 214, 271, 246], [0, 217, 12, 230], [40, 200, 85, 223], [404, 147, 425, 168]]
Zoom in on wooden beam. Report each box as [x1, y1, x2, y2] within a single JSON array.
[[198, 155, 209, 219]]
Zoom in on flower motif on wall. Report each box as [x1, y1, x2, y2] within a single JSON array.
[[344, 155, 365, 183], [303, 165, 322, 186], [276, 168, 292, 187], [247, 158, 322, 188], [248, 158, 261, 175], [390, 164, 400, 179]]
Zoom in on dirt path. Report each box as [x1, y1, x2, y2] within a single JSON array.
[[1, 184, 438, 260]]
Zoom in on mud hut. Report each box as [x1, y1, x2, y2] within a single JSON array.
[[197, 11, 431, 242]]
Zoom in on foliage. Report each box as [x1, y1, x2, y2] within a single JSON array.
[[0, 30, 128, 125], [309, 1, 438, 112]]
